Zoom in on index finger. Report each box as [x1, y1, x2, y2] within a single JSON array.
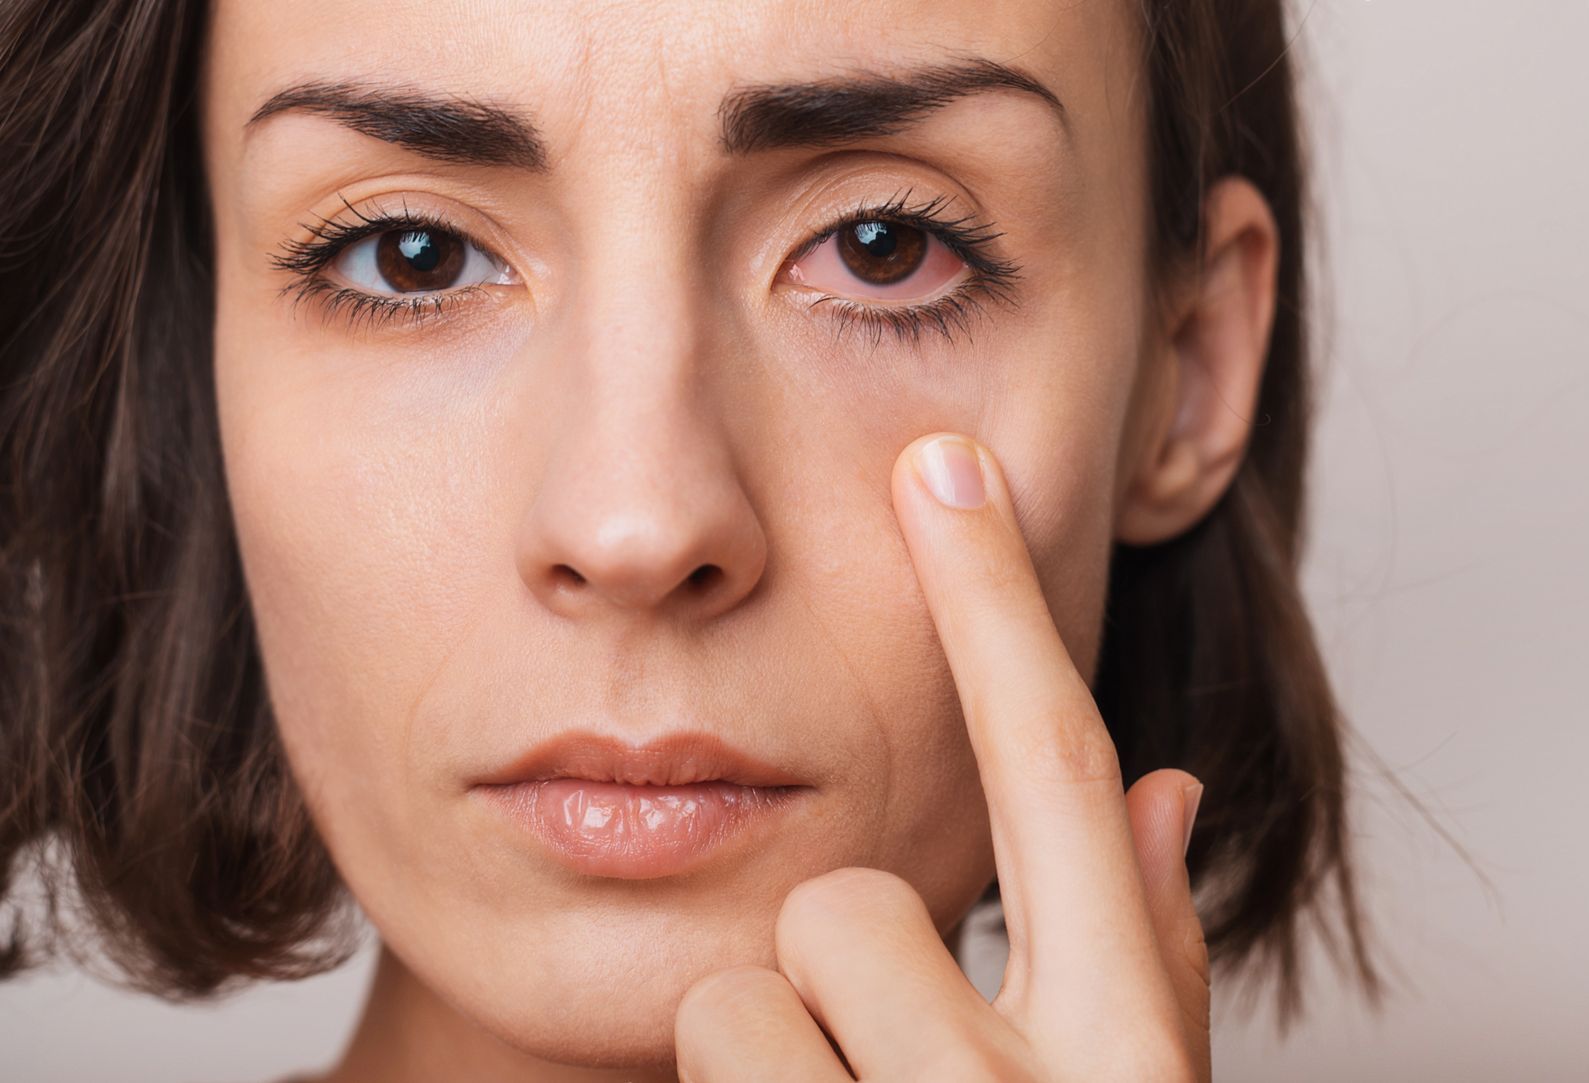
[[891, 432, 1181, 1039]]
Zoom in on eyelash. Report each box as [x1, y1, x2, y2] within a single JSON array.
[[786, 188, 1021, 348], [270, 189, 1022, 343], [270, 195, 493, 332]]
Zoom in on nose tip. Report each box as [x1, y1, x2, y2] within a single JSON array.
[[539, 530, 735, 614], [519, 451, 768, 623]]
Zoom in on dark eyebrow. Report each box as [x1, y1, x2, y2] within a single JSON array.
[[244, 79, 549, 170], [718, 57, 1067, 154]]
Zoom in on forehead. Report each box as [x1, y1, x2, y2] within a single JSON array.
[[203, 0, 1141, 166]]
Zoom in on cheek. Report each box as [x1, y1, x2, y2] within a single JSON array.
[[212, 311, 505, 858], [989, 415, 1121, 688], [979, 298, 1142, 687]]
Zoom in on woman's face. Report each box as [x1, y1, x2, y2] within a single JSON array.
[[203, 0, 1167, 1068]]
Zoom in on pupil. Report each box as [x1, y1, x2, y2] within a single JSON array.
[[836, 219, 926, 286], [375, 227, 466, 291], [853, 221, 897, 257], [397, 231, 440, 272]]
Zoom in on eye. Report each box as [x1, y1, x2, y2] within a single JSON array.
[[330, 227, 518, 295], [784, 219, 970, 303]]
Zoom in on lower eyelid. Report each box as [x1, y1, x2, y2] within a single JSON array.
[[810, 255, 1021, 349], [818, 297, 973, 349], [289, 280, 496, 333]]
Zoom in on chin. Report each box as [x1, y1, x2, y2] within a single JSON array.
[[464, 951, 730, 1072], [397, 902, 785, 1073]]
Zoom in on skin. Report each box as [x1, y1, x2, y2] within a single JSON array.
[[200, 0, 1278, 1078]]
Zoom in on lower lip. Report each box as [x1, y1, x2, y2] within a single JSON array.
[[477, 779, 805, 879]]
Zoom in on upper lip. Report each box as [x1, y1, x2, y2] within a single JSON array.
[[475, 730, 808, 788]]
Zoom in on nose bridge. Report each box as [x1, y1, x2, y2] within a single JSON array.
[[515, 179, 766, 622], [575, 194, 701, 392]]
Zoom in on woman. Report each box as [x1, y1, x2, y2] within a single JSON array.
[[0, 0, 1378, 1078]]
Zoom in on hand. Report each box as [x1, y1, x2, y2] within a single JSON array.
[[674, 433, 1210, 1082]]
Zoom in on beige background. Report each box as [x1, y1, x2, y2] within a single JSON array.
[[4, 1, 1586, 1078]]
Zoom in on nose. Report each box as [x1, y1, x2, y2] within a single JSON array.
[[515, 300, 769, 624]]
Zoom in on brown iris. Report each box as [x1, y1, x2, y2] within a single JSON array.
[[835, 220, 927, 286], [374, 229, 467, 292]]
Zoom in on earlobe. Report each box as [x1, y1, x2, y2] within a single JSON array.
[[1114, 176, 1280, 547]]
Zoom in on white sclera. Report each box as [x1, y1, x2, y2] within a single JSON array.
[[333, 229, 518, 296]]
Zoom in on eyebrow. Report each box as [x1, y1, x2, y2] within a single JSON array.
[[243, 57, 1066, 170], [717, 57, 1068, 154], [244, 80, 551, 170]]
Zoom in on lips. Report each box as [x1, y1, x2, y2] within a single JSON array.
[[473, 729, 808, 789], [472, 729, 810, 879]]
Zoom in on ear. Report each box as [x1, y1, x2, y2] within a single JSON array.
[[1114, 176, 1281, 546]]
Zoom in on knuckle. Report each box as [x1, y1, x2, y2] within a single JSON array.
[[1018, 703, 1122, 789], [674, 965, 787, 1082], [776, 867, 928, 972], [779, 865, 919, 933], [676, 963, 782, 1029]]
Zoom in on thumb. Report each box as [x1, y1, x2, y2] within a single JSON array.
[[1125, 768, 1211, 1071]]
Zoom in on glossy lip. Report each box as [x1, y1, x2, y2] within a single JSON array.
[[478, 778, 805, 879], [471, 730, 811, 880], [471, 729, 809, 789]]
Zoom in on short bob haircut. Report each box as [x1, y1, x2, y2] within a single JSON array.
[[1, 0, 1378, 1023]]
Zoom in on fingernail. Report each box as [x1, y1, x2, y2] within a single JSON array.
[[915, 435, 986, 509], [1181, 782, 1204, 858]]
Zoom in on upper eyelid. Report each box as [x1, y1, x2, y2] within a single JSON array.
[[276, 185, 1000, 259], [270, 192, 518, 278], [270, 189, 1018, 316], [270, 208, 495, 271], [795, 190, 1004, 251]]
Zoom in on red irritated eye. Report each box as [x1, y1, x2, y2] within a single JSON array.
[[785, 219, 970, 302]]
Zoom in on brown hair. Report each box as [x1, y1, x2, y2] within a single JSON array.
[[1093, 0, 1380, 1021], [0, 0, 1377, 1017]]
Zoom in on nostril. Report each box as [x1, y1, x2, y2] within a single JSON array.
[[547, 563, 719, 600]]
